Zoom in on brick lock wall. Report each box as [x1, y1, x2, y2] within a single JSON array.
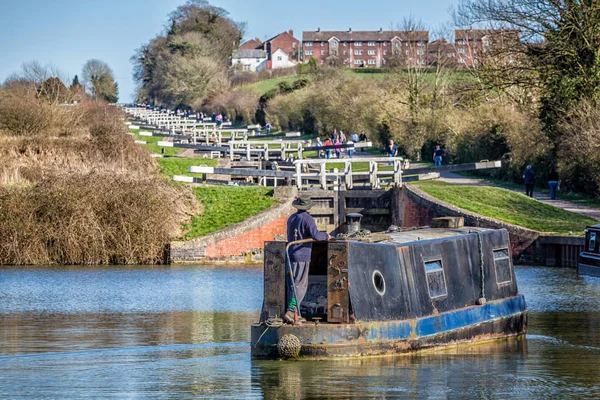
[[203, 213, 290, 259]]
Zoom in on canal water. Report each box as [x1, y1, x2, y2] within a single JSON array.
[[0, 266, 598, 399]]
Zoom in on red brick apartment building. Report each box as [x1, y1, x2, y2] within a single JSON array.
[[454, 28, 521, 67], [301, 28, 429, 68]]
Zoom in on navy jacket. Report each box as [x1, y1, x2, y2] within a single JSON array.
[[524, 169, 535, 184], [287, 211, 328, 262]]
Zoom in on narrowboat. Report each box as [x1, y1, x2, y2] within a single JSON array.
[[578, 224, 600, 277], [251, 227, 528, 359]]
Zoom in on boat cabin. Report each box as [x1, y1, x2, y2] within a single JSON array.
[[261, 227, 519, 325], [578, 224, 600, 277]]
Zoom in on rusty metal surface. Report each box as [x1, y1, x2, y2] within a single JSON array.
[[251, 295, 527, 358], [327, 242, 349, 323], [263, 242, 286, 322], [388, 227, 491, 245]]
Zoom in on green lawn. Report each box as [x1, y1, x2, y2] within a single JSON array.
[[414, 181, 596, 235], [156, 157, 218, 178], [183, 186, 277, 239], [246, 76, 300, 95], [456, 171, 600, 209]]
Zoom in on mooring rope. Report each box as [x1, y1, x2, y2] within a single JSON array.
[[476, 231, 486, 305], [253, 317, 284, 348]]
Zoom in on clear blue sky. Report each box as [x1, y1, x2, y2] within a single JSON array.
[[0, 0, 458, 101]]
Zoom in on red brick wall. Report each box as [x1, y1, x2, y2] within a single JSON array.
[[402, 194, 436, 228], [266, 32, 299, 62], [203, 213, 290, 259]]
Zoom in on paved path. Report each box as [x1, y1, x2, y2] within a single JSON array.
[[438, 171, 600, 221]]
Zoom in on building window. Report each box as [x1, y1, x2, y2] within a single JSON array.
[[243, 65, 250, 72], [343, 50, 347, 55], [354, 59, 363, 65], [383, 42, 388, 46], [368, 59, 376, 65], [417, 49, 425, 55], [459, 57, 466, 63], [382, 59, 386, 64], [424, 260, 448, 299], [457, 39, 465, 45], [292, 43, 296, 48], [321, 42, 325, 46], [458, 48, 466, 54], [277, 56, 282, 61], [305, 42, 313, 47], [331, 41, 338, 48], [493, 249, 512, 285], [354, 50, 362, 55], [320, 60, 324, 64], [343, 42, 347, 46], [417, 41, 426, 46], [367, 50, 376, 55], [305, 50, 313, 55], [590, 232, 597, 251], [355, 41, 362, 46], [321, 50, 325, 55], [383, 50, 388, 55], [368, 41, 376, 46]]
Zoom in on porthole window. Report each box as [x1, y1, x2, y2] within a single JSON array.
[[372, 270, 386, 296], [424, 260, 447, 299], [493, 248, 512, 285]]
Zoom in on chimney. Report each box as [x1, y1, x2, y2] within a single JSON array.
[[348, 27, 352, 32], [317, 27, 320, 33], [289, 29, 294, 37], [379, 27, 383, 32]]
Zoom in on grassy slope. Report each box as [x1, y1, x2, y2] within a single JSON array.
[[415, 181, 596, 235], [183, 186, 277, 239], [456, 171, 600, 209], [156, 157, 218, 178]]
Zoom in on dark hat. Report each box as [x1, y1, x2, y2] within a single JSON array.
[[292, 196, 314, 210]]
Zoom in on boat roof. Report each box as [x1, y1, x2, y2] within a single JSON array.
[[388, 227, 494, 245], [587, 224, 600, 230]]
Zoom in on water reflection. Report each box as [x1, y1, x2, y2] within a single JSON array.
[[0, 266, 598, 398]]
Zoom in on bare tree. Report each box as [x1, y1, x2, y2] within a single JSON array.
[[82, 59, 119, 102]]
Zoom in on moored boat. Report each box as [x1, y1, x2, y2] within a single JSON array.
[[251, 227, 528, 359], [578, 224, 600, 277]]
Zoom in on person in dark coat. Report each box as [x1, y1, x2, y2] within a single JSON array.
[[523, 165, 535, 198], [285, 196, 330, 324], [548, 170, 559, 200]]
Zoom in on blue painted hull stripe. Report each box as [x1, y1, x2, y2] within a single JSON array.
[[363, 295, 526, 342]]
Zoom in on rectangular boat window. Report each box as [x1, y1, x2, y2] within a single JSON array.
[[424, 260, 447, 299], [589, 232, 597, 252], [493, 248, 512, 285]]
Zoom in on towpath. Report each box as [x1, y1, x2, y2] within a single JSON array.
[[438, 171, 600, 221]]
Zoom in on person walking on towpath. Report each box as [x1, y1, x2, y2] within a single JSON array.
[[315, 137, 324, 158], [265, 122, 271, 135], [386, 140, 398, 165], [523, 165, 535, 198], [433, 145, 443, 167], [285, 197, 330, 324], [548, 170, 560, 200]]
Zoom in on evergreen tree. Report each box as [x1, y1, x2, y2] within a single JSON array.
[[70, 74, 80, 89]]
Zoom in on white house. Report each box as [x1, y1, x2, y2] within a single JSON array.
[[271, 48, 297, 70], [231, 49, 268, 72]]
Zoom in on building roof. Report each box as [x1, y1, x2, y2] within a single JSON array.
[[455, 29, 520, 41], [240, 39, 261, 50], [263, 30, 299, 44], [232, 49, 267, 59], [302, 30, 429, 42]]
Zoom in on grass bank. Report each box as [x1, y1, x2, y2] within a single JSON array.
[[414, 181, 596, 235], [183, 186, 276, 239], [156, 157, 218, 178]]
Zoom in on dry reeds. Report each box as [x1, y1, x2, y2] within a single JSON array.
[[0, 92, 197, 265]]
